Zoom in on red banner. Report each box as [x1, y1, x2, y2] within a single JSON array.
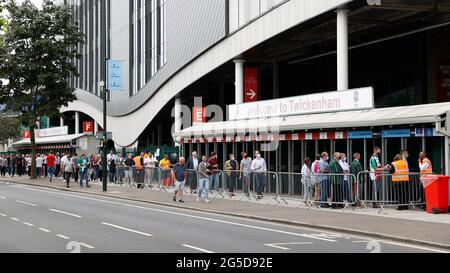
[[83, 121, 94, 133], [22, 130, 31, 139], [192, 107, 206, 124], [244, 68, 258, 103], [437, 62, 450, 102]]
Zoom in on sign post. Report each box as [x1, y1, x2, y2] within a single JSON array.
[[107, 60, 124, 91], [244, 68, 258, 103], [83, 121, 94, 134]]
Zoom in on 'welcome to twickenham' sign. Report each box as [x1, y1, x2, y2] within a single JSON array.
[[228, 87, 374, 121]]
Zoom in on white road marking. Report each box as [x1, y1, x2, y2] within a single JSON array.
[[182, 244, 215, 253], [0, 196, 6, 199], [265, 242, 314, 251], [13, 185, 450, 253], [80, 243, 95, 249], [10, 217, 20, 221], [23, 222, 34, 227], [0, 213, 7, 217], [39, 228, 51, 233], [49, 209, 82, 218], [15, 200, 38, 207], [264, 244, 290, 250], [56, 234, 71, 240], [37, 191, 334, 242], [101, 222, 153, 237]]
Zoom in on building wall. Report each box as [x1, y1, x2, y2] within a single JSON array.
[[427, 26, 450, 103], [64, 0, 351, 146]]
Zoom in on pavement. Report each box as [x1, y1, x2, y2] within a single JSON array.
[[0, 175, 449, 252]]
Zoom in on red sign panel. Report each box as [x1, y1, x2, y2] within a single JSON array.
[[83, 121, 94, 133], [437, 62, 450, 102], [22, 130, 31, 139], [192, 107, 206, 123], [244, 68, 258, 103]]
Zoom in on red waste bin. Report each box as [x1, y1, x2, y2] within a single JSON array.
[[421, 175, 450, 214]]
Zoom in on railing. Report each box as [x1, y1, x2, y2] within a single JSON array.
[[84, 166, 430, 214], [356, 171, 425, 214]]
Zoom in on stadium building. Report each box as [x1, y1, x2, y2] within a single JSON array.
[[43, 0, 450, 176]]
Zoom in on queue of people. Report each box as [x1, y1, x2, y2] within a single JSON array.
[[301, 147, 433, 210], [1, 147, 434, 210]]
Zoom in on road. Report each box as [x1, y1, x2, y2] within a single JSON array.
[[0, 181, 447, 253]]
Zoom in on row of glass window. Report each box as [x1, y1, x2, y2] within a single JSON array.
[[229, 0, 288, 33], [130, 0, 167, 95]]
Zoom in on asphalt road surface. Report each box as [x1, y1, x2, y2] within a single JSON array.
[[0, 181, 447, 253]]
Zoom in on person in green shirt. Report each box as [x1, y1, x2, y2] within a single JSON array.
[[350, 153, 363, 177], [329, 152, 344, 209], [79, 154, 90, 188], [351, 153, 363, 206]]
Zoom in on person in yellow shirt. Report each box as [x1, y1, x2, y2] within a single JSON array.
[[159, 154, 172, 188], [133, 152, 145, 187]]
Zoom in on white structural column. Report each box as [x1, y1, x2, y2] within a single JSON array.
[[94, 122, 98, 135], [337, 9, 349, 91], [234, 59, 245, 104], [60, 116, 64, 127], [174, 96, 182, 147], [75, 112, 80, 135]]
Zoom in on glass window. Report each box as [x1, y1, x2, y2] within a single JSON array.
[[229, 0, 288, 33], [229, 0, 239, 32]]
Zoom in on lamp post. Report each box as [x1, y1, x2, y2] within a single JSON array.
[[100, 80, 108, 192]]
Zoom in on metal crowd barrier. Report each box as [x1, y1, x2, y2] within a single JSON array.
[[308, 173, 358, 211], [356, 171, 424, 214], [104, 165, 426, 215], [278, 172, 308, 208], [185, 169, 199, 195]]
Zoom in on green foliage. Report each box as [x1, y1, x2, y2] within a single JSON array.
[[0, 115, 20, 144], [0, 0, 84, 178], [0, 0, 84, 128], [0, 1, 6, 31]]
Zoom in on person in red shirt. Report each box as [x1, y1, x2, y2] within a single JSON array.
[[208, 152, 220, 192], [47, 151, 56, 182]]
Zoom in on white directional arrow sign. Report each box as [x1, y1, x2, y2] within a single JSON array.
[[246, 89, 257, 100]]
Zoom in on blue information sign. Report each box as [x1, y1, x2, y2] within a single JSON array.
[[348, 131, 373, 139], [107, 60, 124, 91], [382, 129, 411, 138]]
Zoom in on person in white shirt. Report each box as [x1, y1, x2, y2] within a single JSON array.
[[339, 153, 352, 202], [43, 154, 48, 178], [62, 154, 75, 188], [251, 151, 267, 199], [186, 151, 199, 193], [60, 153, 68, 179], [36, 154, 44, 179], [26, 155, 32, 177], [143, 152, 158, 186], [301, 157, 312, 202], [107, 150, 117, 173]]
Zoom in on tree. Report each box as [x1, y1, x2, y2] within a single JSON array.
[[0, 0, 84, 178], [0, 1, 6, 32], [0, 115, 20, 144]]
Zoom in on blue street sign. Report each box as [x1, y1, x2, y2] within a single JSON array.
[[425, 128, 434, 137], [415, 128, 424, 137], [348, 131, 373, 139], [107, 60, 124, 91], [382, 129, 411, 138]]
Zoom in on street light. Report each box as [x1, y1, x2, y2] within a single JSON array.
[[100, 80, 108, 192]]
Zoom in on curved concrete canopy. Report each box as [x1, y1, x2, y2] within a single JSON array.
[[62, 0, 350, 147]]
